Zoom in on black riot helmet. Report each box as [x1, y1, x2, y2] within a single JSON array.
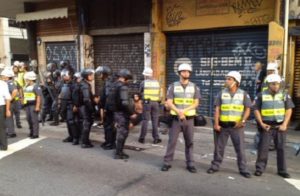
[[46, 62, 58, 72], [61, 68, 72, 80], [81, 68, 95, 80], [95, 65, 112, 76], [117, 69, 132, 80], [59, 60, 70, 70], [53, 69, 61, 80]]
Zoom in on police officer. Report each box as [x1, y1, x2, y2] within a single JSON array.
[[113, 69, 133, 159], [42, 62, 58, 124], [138, 67, 162, 144], [255, 62, 279, 150], [16, 61, 26, 89], [23, 71, 42, 139], [161, 63, 200, 173], [59, 69, 76, 143], [71, 72, 83, 145], [50, 69, 63, 126], [40, 71, 54, 123], [261, 62, 278, 92], [79, 68, 95, 148], [12, 63, 22, 128], [1, 68, 18, 138], [95, 65, 116, 150], [207, 71, 252, 178], [253, 74, 294, 178], [0, 76, 11, 151]]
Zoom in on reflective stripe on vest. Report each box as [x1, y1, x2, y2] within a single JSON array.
[[170, 81, 196, 116], [23, 85, 36, 104], [261, 91, 285, 122], [144, 79, 160, 101], [220, 88, 245, 122]]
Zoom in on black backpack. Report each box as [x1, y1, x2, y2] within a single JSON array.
[[105, 81, 121, 112]]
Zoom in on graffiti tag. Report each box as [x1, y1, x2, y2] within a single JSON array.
[[231, 0, 263, 17], [166, 4, 186, 27]]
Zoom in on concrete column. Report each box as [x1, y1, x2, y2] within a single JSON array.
[[0, 18, 11, 66], [151, 0, 167, 99]]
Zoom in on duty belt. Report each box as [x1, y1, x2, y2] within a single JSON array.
[[219, 121, 236, 128], [172, 116, 195, 121], [262, 121, 283, 126]]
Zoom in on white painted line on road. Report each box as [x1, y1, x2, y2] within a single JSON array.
[[0, 137, 46, 160], [285, 179, 300, 191]]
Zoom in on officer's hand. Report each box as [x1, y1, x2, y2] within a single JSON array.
[[73, 106, 78, 112], [178, 109, 186, 120], [35, 108, 40, 112], [234, 121, 244, 129], [6, 110, 11, 118], [214, 124, 221, 132], [130, 114, 137, 119], [278, 124, 287, 132], [261, 123, 271, 131]]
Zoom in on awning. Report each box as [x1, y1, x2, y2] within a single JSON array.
[[16, 7, 68, 22]]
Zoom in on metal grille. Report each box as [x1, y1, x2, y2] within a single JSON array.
[[45, 42, 78, 71], [293, 37, 300, 120], [93, 34, 144, 95], [166, 27, 268, 117]]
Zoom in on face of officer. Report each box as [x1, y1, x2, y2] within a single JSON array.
[[87, 73, 94, 81], [13, 66, 19, 74], [63, 74, 71, 82], [268, 82, 280, 93], [225, 76, 238, 89], [179, 70, 191, 80], [255, 62, 262, 72]]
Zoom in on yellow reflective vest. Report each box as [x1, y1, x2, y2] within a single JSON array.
[[261, 91, 285, 122], [143, 79, 160, 101], [170, 81, 196, 117], [23, 85, 36, 105], [220, 88, 245, 122]]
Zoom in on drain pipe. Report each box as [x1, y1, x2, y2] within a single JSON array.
[[283, 0, 290, 79]]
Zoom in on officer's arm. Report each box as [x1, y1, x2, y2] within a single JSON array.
[[242, 107, 251, 122], [254, 110, 264, 126], [36, 95, 41, 111], [182, 99, 199, 114], [166, 98, 179, 114], [214, 106, 220, 126], [282, 109, 292, 128], [11, 89, 18, 100]]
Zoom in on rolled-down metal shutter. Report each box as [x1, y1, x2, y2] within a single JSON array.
[[166, 27, 268, 117], [45, 41, 78, 70], [293, 37, 300, 120], [93, 34, 144, 95]]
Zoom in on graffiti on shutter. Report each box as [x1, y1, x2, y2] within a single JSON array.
[[46, 42, 78, 70], [167, 27, 268, 117]]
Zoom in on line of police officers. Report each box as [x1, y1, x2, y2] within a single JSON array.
[[0, 60, 294, 179]]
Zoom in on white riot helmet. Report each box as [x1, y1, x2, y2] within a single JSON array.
[[24, 71, 37, 81], [13, 61, 20, 66], [0, 68, 15, 77], [266, 62, 278, 71], [266, 74, 281, 83], [142, 67, 153, 76], [226, 71, 241, 84], [178, 63, 192, 72]]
